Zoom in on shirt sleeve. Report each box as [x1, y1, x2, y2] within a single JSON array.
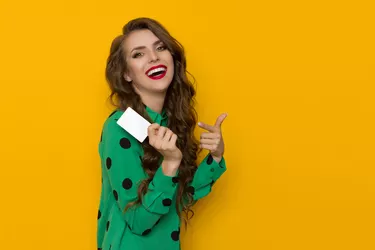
[[187, 153, 227, 201], [100, 115, 178, 236]]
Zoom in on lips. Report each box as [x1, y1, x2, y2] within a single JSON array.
[[145, 64, 167, 80]]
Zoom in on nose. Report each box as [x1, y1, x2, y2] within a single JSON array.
[[148, 50, 159, 63]]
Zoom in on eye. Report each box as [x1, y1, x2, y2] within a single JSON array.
[[157, 45, 167, 51], [132, 52, 143, 58]]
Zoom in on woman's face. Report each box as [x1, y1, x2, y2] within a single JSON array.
[[123, 29, 174, 94]]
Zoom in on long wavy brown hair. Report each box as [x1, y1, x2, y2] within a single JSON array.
[[104, 17, 201, 227]]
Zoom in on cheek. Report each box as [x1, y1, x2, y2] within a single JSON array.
[[167, 56, 174, 74], [128, 61, 145, 78], [169, 65, 175, 77]]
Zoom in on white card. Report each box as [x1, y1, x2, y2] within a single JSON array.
[[116, 107, 151, 143]]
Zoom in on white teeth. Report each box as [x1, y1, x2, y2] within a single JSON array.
[[147, 67, 166, 76]]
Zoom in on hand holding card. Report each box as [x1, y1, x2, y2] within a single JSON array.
[[147, 124, 182, 162], [116, 107, 182, 176], [148, 123, 182, 176]]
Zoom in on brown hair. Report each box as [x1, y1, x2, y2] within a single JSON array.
[[104, 17, 201, 227]]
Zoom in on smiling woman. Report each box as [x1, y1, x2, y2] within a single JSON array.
[[97, 17, 228, 250]]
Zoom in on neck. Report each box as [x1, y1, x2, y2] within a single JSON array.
[[136, 89, 166, 114]]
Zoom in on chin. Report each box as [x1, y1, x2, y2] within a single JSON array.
[[153, 82, 172, 93], [149, 77, 173, 91]]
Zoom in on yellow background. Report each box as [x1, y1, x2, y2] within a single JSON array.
[[0, 0, 374, 249]]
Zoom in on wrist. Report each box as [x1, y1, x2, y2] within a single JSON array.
[[212, 155, 222, 163], [161, 159, 181, 176]]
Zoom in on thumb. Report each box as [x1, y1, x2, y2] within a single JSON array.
[[215, 113, 228, 128], [148, 123, 160, 135]]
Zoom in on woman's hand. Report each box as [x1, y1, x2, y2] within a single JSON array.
[[198, 113, 228, 162], [148, 123, 182, 175]]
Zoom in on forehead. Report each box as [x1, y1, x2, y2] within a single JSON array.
[[123, 29, 160, 51]]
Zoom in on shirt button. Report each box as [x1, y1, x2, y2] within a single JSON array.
[[210, 168, 214, 172]]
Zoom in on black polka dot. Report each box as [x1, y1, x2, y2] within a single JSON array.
[[142, 229, 151, 236], [172, 177, 179, 183], [97, 210, 101, 220], [162, 198, 172, 206], [122, 178, 133, 190], [120, 137, 131, 149], [113, 190, 118, 201], [171, 230, 180, 241], [106, 157, 112, 169], [106, 221, 110, 231], [207, 155, 213, 165]]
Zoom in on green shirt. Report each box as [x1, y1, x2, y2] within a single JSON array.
[[97, 106, 227, 250]]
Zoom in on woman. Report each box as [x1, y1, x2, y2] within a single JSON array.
[[97, 17, 227, 250]]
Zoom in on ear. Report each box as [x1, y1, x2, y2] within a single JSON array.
[[123, 72, 132, 82]]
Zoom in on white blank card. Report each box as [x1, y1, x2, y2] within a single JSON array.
[[116, 107, 151, 143]]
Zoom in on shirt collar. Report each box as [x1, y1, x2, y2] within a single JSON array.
[[144, 104, 168, 125]]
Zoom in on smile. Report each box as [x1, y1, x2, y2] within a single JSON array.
[[145, 64, 167, 80]]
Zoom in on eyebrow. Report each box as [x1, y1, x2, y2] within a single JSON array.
[[131, 40, 163, 53]]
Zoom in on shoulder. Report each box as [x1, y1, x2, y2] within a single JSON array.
[[102, 109, 124, 133], [101, 109, 140, 149]]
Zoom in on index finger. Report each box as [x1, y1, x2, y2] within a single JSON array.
[[197, 121, 217, 132]]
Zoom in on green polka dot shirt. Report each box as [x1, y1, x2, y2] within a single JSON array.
[[97, 105, 227, 250]]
